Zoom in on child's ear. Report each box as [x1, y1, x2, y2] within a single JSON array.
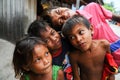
[[90, 25, 94, 36], [22, 65, 30, 71]]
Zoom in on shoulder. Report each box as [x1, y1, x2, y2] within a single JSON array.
[[85, 2, 102, 11], [57, 67, 64, 80], [99, 39, 110, 46], [97, 39, 110, 51], [86, 2, 99, 7], [58, 69, 64, 76], [69, 50, 79, 60]]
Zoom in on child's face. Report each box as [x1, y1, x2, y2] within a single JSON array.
[[29, 44, 52, 74], [40, 26, 62, 52], [68, 24, 93, 51], [50, 7, 77, 26]]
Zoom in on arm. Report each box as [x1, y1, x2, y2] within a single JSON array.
[[100, 39, 111, 53], [112, 14, 120, 23], [69, 52, 80, 80], [57, 69, 65, 80], [101, 40, 118, 80], [107, 74, 115, 80]]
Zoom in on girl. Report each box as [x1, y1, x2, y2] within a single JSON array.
[[12, 37, 64, 80]]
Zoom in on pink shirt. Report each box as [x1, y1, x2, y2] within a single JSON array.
[[76, 2, 119, 43]]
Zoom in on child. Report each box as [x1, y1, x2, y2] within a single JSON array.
[[41, 3, 120, 68], [27, 20, 72, 80], [62, 15, 118, 80], [42, 2, 120, 43], [12, 37, 64, 80]]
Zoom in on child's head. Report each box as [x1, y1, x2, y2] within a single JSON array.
[[62, 15, 93, 51], [42, 7, 77, 31], [28, 20, 62, 53], [13, 37, 52, 77]]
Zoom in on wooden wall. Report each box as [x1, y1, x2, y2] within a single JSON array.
[[0, 0, 37, 43]]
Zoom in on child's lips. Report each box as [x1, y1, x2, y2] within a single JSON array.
[[78, 42, 86, 48], [43, 63, 51, 72], [55, 40, 61, 46]]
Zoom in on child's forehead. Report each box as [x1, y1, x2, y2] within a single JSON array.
[[40, 26, 54, 36], [33, 44, 47, 54], [40, 26, 52, 32], [69, 24, 87, 32], [72, 23, 86, 29]]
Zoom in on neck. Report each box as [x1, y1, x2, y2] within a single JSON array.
[[51, 47, 62, 58], [29, 67, 52, 80]]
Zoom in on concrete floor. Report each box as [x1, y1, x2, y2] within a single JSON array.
[[0, 39, 17, 80], [0, 23, 120, 80]]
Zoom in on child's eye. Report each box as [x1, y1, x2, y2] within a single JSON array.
[[56, 9, 60, 15], [44, 39, 50, 43], [34, 58, 40, 63], [79, 30, 85, 35], [45, 52, 49, 56], [51, 30, 56, 35], [58, 19, 62, 25], [69, 36, 75, 40]]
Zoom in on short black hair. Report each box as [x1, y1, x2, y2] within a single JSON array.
[[62, 15, 90, 38], [27, 20, 50, 37]]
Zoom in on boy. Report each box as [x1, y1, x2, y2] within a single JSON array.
[[42, 2, 120, 43], [27, 20, 72, 80], [62, 15, 118, 80]]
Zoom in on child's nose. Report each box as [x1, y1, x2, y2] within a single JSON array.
[[43, 58, 49, 65], [76, 36, 82, 43], [50, 36, 57, 42]]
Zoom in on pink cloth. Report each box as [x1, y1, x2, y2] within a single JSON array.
[[76, 2, 119, 43]]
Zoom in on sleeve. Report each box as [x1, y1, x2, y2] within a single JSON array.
[[52, 65, 62, 80], [100, 5, 113, 19]]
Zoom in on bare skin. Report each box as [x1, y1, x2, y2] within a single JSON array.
[[48, 7, 120, 28], [39, 26, 62, 54], [20, 45, 64, 80], [67, 24, 114, 80], [69, 40, 111, 80]]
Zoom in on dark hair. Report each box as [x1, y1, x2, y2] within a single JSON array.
[[41, 7, 62, 31], [13, 37, 46, 77], [80, 0, 104, 5], [62, 15, 90, 38], [27, 20, 50, 37]]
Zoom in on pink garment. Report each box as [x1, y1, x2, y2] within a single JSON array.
[[76, 2, 119, 43]]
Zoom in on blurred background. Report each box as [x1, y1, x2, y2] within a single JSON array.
[[0, 0, 120, 80]]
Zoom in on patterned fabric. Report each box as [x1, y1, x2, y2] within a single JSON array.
[[110, 39, 120, 66], [63, 54, 73, 80], [102, 53, 118, 80]]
